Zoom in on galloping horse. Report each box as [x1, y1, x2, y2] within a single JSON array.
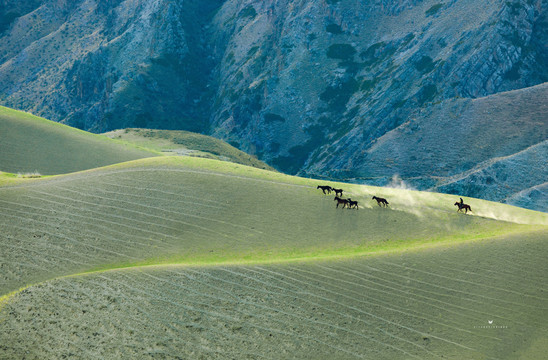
[[334, 196, 349, 209], [332, 188, 344, 197], [454, 198, 472, 214], [317, 185, 333, 194], [372, 196, 389, 207], [347, 198, 359, 209]]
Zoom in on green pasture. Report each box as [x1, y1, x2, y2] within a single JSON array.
[[0, 106, 273, 177], [1, 230, 546, 359], [0, 106, 160, 175], [0, 128, 547, 358], [103, 128, 274, 171], [0, 156, 545, 296]]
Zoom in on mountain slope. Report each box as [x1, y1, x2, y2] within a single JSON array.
[[208, 0, 548, 174], [0, 0, 223, 132]]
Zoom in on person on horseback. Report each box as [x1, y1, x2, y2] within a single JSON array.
[[454, 198, 472, 214]]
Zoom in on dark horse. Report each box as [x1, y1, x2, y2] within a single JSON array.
[[332, 188, 344, 197], [317, 185, 333, 194], [334, 196, 349, 209], [347, 198, 359, 209], [372, 196, 389, 207], [454, 198, 472, 213]]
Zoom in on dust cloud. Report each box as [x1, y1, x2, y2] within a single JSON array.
[[348, 175, 548, 225]]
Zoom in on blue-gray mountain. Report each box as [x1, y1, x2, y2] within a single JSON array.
[[1, 0, 546, 211]]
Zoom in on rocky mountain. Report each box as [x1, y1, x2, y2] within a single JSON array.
[[0, 0, 223, 132], [0, 0, 547, 210]]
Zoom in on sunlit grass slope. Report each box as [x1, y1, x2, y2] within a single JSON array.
[[1, 156, 547, 359], [1, 156, 546, 297], [1, 231, 546, 359], [0, 106, 159, 175], [103, 128, 274, 171]]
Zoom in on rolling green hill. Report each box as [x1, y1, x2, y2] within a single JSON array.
[[0, 106, 273, 178], [2, 232, 546, 359], [103, 128, 274, 171], [0, 156, 546, 359], [0, 106, 160, 175]]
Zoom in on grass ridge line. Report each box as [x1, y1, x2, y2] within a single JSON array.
[[2, 227, 544, 312]]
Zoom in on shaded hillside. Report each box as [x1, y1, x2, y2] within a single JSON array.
[[0, 0, 223, 132], [0, 106, 158, 175], [433, 140, 548, 211], [208, 0, 548, 175]]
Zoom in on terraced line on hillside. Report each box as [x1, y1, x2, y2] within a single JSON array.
[[1, 157, 547, 358], [5, 157, 538, 296], [1, 230, 546, 359]]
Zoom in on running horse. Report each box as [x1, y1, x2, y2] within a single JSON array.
[[332, 188, 344, 197], [372, 196, 389, 207], [317, 185, 333, 194], [334, 196, 349, 209], [347, 198, 359, 209]]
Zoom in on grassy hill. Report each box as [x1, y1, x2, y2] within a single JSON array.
[[2, 232, 546, 359], [0, 106, 273, 179], [0, 156, 546, 359], [0, 106, 160, 175], [103, 128, 274, 171]]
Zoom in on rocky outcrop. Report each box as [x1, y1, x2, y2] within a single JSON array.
[[302, 0, 547, 175]]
